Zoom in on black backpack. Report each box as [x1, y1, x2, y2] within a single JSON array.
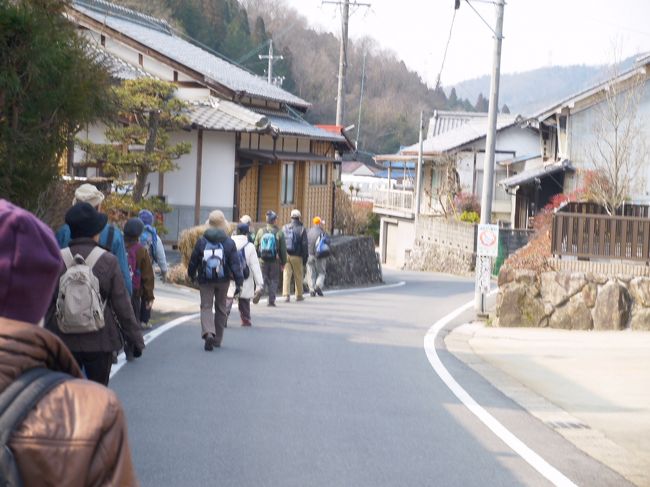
[[0, 368, 71, 487]]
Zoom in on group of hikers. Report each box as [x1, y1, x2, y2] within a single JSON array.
[[0, 187, 332, 485], [188, 208, 331, 351]]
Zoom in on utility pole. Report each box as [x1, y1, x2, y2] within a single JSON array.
[[258, 40, 283, 85], [355, 49, 367, 149], [323, 0, 371, 126], [415, 111, 425, 228], [474, 0, 505, 313]]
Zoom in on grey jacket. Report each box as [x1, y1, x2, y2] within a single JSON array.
[[46, 238, 144, 353], [307, 226, 326, 257]]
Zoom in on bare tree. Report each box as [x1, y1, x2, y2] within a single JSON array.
[[586, 62, 648, 214]]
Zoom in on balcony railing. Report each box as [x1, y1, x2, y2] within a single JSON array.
[[373, 189, 415, 215]]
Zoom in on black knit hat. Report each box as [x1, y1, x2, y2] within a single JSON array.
[[65, 202, 108, 239], [124, 217, 145, 239]]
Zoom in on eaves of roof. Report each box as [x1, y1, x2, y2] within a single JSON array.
[[187, 99, 269, 133], [533, 57, 650, 122]]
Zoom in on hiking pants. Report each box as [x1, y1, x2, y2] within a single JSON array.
[[306, 256, 327, 292], [226, 297, 252, 326], [283, 254, 304, 298], [262, 261, 280, 305], [72, 351, 113, 385], [199, 281, 230, 346]]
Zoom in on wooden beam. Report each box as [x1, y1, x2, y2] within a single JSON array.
[[194, 129, 203, 225]]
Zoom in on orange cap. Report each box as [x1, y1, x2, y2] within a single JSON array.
[[313, 216, 321, 225]]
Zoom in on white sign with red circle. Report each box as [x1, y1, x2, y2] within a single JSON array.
[[477, 224, 499, 257]]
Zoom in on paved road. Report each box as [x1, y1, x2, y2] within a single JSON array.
[[111, 270, 630, 486]]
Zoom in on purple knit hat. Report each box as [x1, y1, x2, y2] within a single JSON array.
[[0, 200, 63, 324]]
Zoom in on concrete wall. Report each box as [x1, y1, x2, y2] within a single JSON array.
[[379, 217, 415, 268]]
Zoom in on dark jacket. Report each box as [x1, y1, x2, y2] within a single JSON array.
[[188, 228, 244, 286], [126, 240, 154, 302], [284, 219, 308, 263], [307, 225, 327, 257], [254, 224, 288, 265], [1, 321, 139, 486], [45, 238, 145, 354]]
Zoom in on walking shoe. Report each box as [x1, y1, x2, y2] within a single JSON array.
[[267, 302, 277, 307], [310, 291, 316, 297], [315, 287, 324, 296], [284, 296, 290, 303], [111, 350, 118, 364], [252, 289, 262, 304], [241, 321, 252, 327], [125, 346, 135, 362], [296, 296, 304, 302], [204, 335, 215, 351]]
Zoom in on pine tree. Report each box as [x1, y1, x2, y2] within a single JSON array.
[[79, 79, 191, 203], [474, 93, 489, 112], [448, 88, 459, 108], [501, 104, 510, 114]]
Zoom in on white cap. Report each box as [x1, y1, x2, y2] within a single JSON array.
[[73, 184, 105, 208], [240, 214, 252, 225], [290, 209, 301, 219]]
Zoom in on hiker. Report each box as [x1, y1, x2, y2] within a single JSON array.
[[0, 199, 140, 486], [56, 183, 132, 296], [239, 214, 256, 243], [137, 209, 167, 328], [188, 210, 244, 351], [124, 218, 155, 358], [138, 209, 168, 280], [282, 209, 308, 302], [226, 222, 264, 326], [306, 216, 331, 297], [254, 210, 287, 307], [46, 202, 145, 385]]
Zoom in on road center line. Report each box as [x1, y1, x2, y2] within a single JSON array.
[[423, 297, 577, 487], [110, 280, 406, 379]]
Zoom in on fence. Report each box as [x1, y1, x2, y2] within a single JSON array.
[[551, 212, 650, 262], [560, 201, 650, 218], [372, 189, 414, 214]]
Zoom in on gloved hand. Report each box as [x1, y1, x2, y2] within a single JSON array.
[[234, 285, 242, 298], [133, 346, 143, 358]]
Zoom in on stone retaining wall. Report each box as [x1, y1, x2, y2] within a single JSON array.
[[325, 236, 383, 288], [497, 268, 650, 330]]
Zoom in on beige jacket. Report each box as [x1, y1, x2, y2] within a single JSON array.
[[0, 321, 139, 487]]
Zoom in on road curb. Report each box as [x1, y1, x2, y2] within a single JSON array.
[[445, 323, 646, 487]]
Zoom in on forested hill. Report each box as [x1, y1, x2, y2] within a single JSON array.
[[110, 0, 624, 154]]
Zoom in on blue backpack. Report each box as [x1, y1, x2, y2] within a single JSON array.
[[139, 224, 158, 262], [315, 233, 331, 258], [260, 230, 277, 261], [202, 240, 225, 280]]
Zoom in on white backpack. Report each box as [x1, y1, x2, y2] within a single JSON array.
[[56, 247, 106, 334]]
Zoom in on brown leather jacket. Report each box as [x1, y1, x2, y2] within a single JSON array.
[[0, 320, 139, 487]]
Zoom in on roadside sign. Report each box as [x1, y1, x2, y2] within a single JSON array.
[[476, 224, 499, 257], [476, 255, 492, 294]]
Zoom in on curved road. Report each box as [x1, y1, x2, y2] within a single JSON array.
[[111, 270, 630, 487]]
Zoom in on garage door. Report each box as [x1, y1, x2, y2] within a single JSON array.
[[385, 222, 399, 267]]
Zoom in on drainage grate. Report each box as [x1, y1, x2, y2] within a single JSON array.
[[546, 420, 591, 430]]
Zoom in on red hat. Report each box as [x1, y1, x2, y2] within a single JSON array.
[[0, 200, 63, 324]]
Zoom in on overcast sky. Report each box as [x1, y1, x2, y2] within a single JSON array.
[[281, 0, 650, 87]]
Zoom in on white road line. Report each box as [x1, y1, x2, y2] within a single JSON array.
[[110, 280, 406, 378], [423, 297, 577, 487]]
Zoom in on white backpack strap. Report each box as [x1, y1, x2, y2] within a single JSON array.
[[61, 248, 74, 269], [85, 246, 106, 270]]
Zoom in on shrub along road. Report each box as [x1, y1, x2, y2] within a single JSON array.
[[111, 270, 630, 487]]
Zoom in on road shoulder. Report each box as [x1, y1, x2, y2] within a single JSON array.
[[446, 323, 650, 487]]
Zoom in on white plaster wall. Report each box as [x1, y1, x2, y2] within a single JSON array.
[[151, 130, 198, 206], [570, 83, 650, 197], [200, 131, 236, 208]]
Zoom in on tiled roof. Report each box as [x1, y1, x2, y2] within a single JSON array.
[[259, 111, 346, 142], [499, 159, 573, 188], [88, 44, 151, 80], [400, 115, 519, 155], [187, 99, 269, 132], [71, 0, 309, 108], [427, 110, 488, 138]]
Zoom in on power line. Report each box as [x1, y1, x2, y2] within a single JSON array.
[[435, 8, 457, 90]]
